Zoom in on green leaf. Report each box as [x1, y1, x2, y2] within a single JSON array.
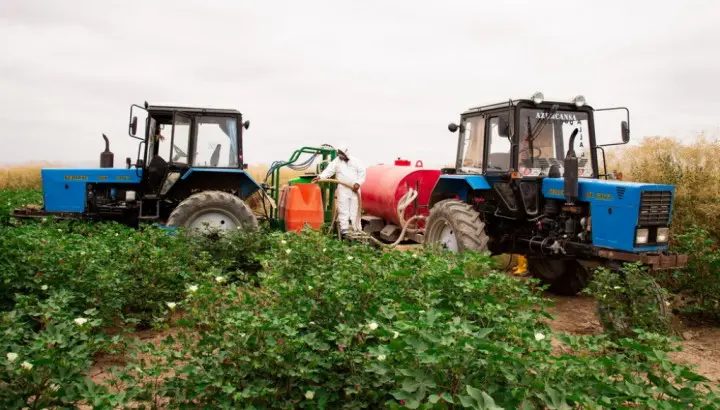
[[428, 394, 440, 404]]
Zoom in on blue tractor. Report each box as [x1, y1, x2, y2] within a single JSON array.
[[423, 93, 688, 296], [13, 102, 267, 234]]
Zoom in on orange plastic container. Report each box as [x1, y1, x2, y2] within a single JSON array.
[[284, 183, 324, 233]]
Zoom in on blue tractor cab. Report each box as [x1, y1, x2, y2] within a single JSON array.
[[424, 93, 688, 296], [13, 102, 262, 235]]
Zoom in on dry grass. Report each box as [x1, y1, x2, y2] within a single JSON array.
[[603, 135, 720, 237], [0, 162, 65, 190], [3, 136, 718, 235]]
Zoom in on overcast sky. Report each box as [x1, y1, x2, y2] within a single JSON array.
[[1, 0, 719, 168]]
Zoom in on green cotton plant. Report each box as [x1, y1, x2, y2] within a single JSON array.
[[586, 262, 673, 338], [0, 290, 110, 408], [667, 225, 720, 321], [106, 230, 720, 409], [0, 219, 215, 328]]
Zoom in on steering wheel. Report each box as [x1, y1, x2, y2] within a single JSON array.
[[172, 144, 188, 162], [518, 146, 543, 158]]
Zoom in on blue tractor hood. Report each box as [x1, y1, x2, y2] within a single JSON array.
[[542, 178, 675, 253], [41, 168, 142, 213]]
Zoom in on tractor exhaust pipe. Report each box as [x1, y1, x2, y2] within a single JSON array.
[[563, 128, 579, 204], [100, 133, 114, 168]]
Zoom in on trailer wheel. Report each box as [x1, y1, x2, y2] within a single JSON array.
[[528, 258, 590, 296], [167, 190, 258, 236], [424, 199, 489, 253]]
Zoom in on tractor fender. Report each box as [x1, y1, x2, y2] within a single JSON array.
[[428, 175, 491, 208], [168, 168, 262, 200]]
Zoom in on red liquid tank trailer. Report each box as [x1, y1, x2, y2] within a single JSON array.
[[360, 158, 442, 234]]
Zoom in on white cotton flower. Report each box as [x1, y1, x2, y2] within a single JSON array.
[[368, 322, 378, 331], [308, 285, 313, 290], [305, 390, 315, 400], [74, 317, 88, 326], [188, 285, 198, 293], [613, 286, 621, 290], [21, 361, 33, 371], [286, 249, 292, 254], [6, 352, 18, 362], [215, 276, 226, 283], [412, 253, 418, 258], [41, 285, 48, 291], [347, 256, 353, 261], [166, 302, 177, 310], [377, 354, 386, 361], [281, 240, 287, 245], [534, 332, 546, 341], [322, 248, 327, 253], [393, 331, 400, 339]]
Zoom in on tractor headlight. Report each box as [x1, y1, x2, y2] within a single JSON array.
[[636, 228, 649, 245], [532, 91, 544, 104], [657, 227, 670, 243], [573, 95, 586, 107]]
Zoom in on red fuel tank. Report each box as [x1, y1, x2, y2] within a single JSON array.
[[361, 161, 441, 227]]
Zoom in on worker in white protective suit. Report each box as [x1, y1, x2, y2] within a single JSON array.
[[312, 146, 366, 236]]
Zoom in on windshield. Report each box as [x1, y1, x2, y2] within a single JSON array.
[[518, 108, 594, 178], [193, 116, 239, 168]]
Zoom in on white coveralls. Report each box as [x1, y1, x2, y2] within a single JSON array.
[[318, 153, 367, 233]]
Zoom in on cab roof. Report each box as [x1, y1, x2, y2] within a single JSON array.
[[146, 104, 242, 116], [461, 99, 591, 116]]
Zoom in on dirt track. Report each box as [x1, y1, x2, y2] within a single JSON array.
[[545, 294, 720, 383]]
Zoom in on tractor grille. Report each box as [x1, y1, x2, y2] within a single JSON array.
[[638, 190, 672, 226]]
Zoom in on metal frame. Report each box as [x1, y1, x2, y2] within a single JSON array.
[[266, 146, 337, 222]]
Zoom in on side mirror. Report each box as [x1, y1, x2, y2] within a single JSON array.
[[243, 120, 250, 130], [129, 116, 138, 136], [448, 123, 459, 133], [621, 120, 630, 143], [497, 116, 510, 138], [126, 157, 132, 169]]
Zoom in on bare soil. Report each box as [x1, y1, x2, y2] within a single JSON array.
[[544, 293, 720, 384]]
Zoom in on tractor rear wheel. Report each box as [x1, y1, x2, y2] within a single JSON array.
[[528, 258, 591, 296], [424, 199, 489, 253], [167, 191, 258, 236]]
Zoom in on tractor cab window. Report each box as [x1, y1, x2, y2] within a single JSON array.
[[518, 109, 594, 178], [171, 115, 191, 164], [147, 118, 172, 163], [146, 116, 192, 165], [459, 115, 485, 173], [487, 117, 512, 171], [193, 116, 239, 168]]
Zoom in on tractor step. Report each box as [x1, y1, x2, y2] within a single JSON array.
[[138, 200, 160, 220]]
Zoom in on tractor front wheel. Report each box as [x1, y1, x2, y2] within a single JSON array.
[[167, 191, 258, 236], [424, 199, 489, 253], [528, 258, 591, 296]]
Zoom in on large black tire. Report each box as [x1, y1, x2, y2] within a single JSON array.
[[167, 191, 258, 236], [528, 258, 591, 296], [424, 199, 489, 253]]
